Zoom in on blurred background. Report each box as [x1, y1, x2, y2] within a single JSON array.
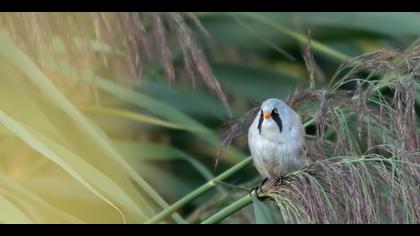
[[0, 12, 419, 223]]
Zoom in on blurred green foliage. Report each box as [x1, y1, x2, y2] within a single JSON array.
[[0, 12, 419, 223]]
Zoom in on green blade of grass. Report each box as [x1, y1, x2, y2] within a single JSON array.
[[113, 141, 228, 197], [45, 56, 247, 163], [80, 105, 186, 130], [0, 111, 128, 223], [87, 75, 246, 162], [234, 13, 350, 61], [114, 141, 218, 183], [93, 78, 248, 163], [230, 14, 295, 61], [0, 28, 184, 223], [0, 61, 158, 221], [0, 193, 34, 224], [0, 172, 84, 223]]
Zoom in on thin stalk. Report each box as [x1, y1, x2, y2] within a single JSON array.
[[201, 195, 253, 224], [145, 157, 253, 224]]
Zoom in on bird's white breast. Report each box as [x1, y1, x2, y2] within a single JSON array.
[[248, 113, 307, 178]]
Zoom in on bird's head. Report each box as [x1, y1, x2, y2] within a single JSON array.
[[257, 98, 300, 138]]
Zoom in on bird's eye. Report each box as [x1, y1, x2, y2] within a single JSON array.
[[272, 108, 278, 114]]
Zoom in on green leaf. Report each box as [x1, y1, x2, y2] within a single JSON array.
[[251, 192, 277, 224], [113, 141, 228, 199], [80, 105, 186, 130], [295, 13, 420, 37], [113, 141, 215, 182], [237, 13, 349, 61], [139, 78, 232, 120], [0, 111, 130, 223], [0, 172, 84, 223], [0, 28, 184, 223], [213, 63, 299, 101], [61, 61, 246, 162], [199, 13, 420, 52]]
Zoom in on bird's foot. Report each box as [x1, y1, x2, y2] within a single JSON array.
[[274, 175, 287, 186], [261, 177, 269, 186], [249, 178, 269, 201]]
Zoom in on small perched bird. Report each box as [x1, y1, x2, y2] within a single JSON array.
[[248, 98, 311, 183]]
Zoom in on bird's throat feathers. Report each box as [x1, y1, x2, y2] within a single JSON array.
[[258, 111, 283, 136]]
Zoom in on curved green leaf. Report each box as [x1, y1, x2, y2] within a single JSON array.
[[251, 192, 277, 224]]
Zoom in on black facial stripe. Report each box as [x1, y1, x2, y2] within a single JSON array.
[[257, 110, 263, 135], [272, 111, 283, 133]]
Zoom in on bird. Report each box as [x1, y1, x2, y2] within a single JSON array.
[[248, 98, 311, 189]]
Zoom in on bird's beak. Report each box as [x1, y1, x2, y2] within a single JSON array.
[[263, 111, 271, 119]]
